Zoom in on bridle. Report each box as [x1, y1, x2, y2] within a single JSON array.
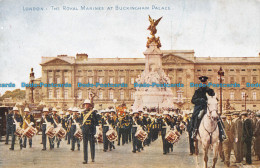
[[203, 103, 218, 144]]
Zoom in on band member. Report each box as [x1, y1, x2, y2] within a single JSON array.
[[41, 107, 54, 150], [60, 111, 67, 131], [117, 114, 126, 146], [102, 109, 112, 152], [66, 107, 73, 144], [71, 108, 81, 151], [52, 107, 61, 148], [232, 111, 243, 163], [82, 99, 98, 164], [10, 107, 23, 150], [190, 76, 225, 141], [142, 111, 151, 146], [22, 108, 35, 148], [161, 111, 174, 154], [124, 111, 131, 144], [131, 111, 143, 153], [5, 109, 14, 145]]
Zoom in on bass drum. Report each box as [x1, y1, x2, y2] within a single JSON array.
[[54, 127, 66, 139], [46, 125, 55, 139]]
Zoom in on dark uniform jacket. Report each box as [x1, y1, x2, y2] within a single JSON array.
[[81, 110, 98, 135]]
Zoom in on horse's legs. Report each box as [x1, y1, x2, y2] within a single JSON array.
[[194, 140, 199, 167], [212, 142, 219, 168], [203, 144, 209, 168]]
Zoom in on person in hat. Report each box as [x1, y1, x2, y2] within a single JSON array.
[[190, 76, 225, 141], [241, 111, 253, 165], [9, 107, 23, 150], [131, 111, 143, 153], [41, 107, 54, 150], [142, 111, 151, 146], [51, 107, 61, 149], [117, 111, 126, 146], [5, 108, 14, 145], [161, 111, 173, 154], [70, 107, 81, 151], [150, 112, 157, 142], [101, 109, 113, 152], [222, 111, 235, 167], [22, 108, 35, 148], [81, 99, 98, 164], [123, 110, 132, 144], [253, 112, 260, 160], [232, 111, 243, 163], [66, 107, 73, 144]]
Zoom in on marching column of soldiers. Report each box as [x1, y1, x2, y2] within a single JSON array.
[[4, 97, 260, 165]]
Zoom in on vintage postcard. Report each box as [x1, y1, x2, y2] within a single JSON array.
[[0, 0, 259, 168]]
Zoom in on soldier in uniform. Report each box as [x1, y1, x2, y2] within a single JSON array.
[[117, 114, 126, 146], [131, 111, 143, 153], [187, 112, 195, 155], [150, 112, 156, 142], [41, 107, 54, 150], [5, 109, 14, 145], [66, 107, 73, 144], [223, 112, 234, 167], [101, 109, 112, 152], [70, 108, 81, 151], [191, 76, 225, 141], [143, 111, 151, 146], [241, 111, 253, 165], [22, 108, 35, 148], [161, 111, 174, 154], [52, 107, 61, 148], [9, 107, 23, 150], [81, 99, 98, 164], [124, 111, 131, 144], [232, 111, 243, 163]]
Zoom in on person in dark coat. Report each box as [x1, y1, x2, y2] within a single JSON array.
[[241, 111, 253, 165], [253, 112, 260, 160], [190, 76, 225, 141], [5, 109, 14, 145]]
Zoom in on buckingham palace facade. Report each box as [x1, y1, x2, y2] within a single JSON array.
[[26, 50, 260, 111]]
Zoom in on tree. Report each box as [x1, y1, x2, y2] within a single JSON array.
[[0, 89, 26, 101]]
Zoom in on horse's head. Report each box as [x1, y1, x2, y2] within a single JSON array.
[[206, 93, 219, 121]]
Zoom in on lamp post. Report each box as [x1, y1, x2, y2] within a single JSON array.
[[218, 67, 224, 115], [243, 93, 248, 111], [30, 68, 35, 104]]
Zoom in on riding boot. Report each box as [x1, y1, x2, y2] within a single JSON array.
[[217, 119, 226, 142]]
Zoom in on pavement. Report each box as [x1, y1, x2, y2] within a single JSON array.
[[0, 134, 259, 168]]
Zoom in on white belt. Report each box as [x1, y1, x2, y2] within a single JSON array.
[[72, 123, 76, 125], [162, 126, 167, 128]]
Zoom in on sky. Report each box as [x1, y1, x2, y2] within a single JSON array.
[[0, 0, 259, 94]]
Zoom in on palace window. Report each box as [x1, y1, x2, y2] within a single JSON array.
[[253, 77, 257, 83], [78, 77, 82, 83], [48, 90, 53, 99], [56, 90, 60, 99], [88, 77, 93, 84], [241, 77, 246, 83], [253, 92, 257, 100], [64, 77, 68, 83], [241, 92, 245, 99], [64, 90, 68, 99], [99, 77, 103, 84], [56, 77, 60, 83], [78, 90, 82, 99], [197, 69, 201, 72], [98, 91, 103, 99], [178, 77, 182, 83], [241, 69, 246, 71], [109, 90, 114, 100], [120, 77, 124, 83], [230, 69, 234, 71], [230, 77, 234, 84], [130, 91, 135, 100], [253, 69, 257, 71], [208, 69, 212, 71], [131, 77, 135, 84], [48, 77, 53, 83], [120, 90, 124, 100], [109, 77, 113, 84], [230, 92, 234, 100]]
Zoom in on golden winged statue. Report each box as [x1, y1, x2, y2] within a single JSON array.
[[147, 15, 163, 48]]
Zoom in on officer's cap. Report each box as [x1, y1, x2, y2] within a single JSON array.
[[83, 99, 91, 104], [199, 76, 208, 82], [24, 108, 30, 112], [43, 107, 49, 112], [13, 107, 18, 111]]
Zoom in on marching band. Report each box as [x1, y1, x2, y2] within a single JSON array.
[[4, 100, 260, 165]]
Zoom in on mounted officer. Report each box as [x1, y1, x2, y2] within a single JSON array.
[[191, 76, 226, 141]]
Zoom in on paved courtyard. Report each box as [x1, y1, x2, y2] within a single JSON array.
[[0, 133, 259, 168]]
